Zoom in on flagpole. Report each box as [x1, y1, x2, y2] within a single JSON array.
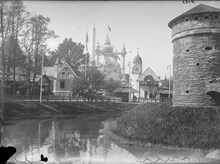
[[85, 32, 88, 79]]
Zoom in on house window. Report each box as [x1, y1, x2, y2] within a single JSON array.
[[60, 80, 65, 88], [194, 16, 198, 20], [61, 72, 65, 77], [204, 15, 209, 19], [68, 72, 72, 77]]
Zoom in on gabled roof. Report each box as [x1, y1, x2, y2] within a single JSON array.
[[137, 67, 160, 82], [168, 4, 220, 28], [112, 83, 138, 93], [57, 62, 78, 78]]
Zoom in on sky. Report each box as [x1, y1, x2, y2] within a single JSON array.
[[23, 0, 220, 79]]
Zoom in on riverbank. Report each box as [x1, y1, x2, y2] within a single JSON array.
[[108, 103, 220, 150], [2, 101, 138, 120]]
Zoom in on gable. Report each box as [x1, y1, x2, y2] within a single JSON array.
[[137, 67, 160, 82], [44, 67, 55, 77], [57, 62, 78, 78]]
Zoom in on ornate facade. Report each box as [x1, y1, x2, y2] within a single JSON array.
[[95, 36, 126, 81]]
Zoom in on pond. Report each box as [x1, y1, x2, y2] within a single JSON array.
[[1, 114, 220, 164]]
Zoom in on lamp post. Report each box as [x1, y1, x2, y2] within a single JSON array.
[[168, 65, 171, 98], [39, 53, 44, 103], [128, 61, 131, 102]]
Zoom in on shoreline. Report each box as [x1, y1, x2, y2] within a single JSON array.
[[102, 120, 214, 153], [1, 101, 138, 121], [104, 103, 220, 152]]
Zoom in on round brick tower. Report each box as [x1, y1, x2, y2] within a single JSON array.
[[168, 4, 220, 107]]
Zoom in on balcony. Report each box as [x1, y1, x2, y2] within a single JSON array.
[[139, 81, 159, 86]]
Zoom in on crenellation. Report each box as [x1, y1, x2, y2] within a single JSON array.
[[172, 13, 220, 37]]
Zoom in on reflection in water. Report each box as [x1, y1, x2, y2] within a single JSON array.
[[1, 114, 220, 164]]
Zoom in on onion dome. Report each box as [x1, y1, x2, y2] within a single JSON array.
[[102, 35, 113, 53], [133, 51, 142, 65]]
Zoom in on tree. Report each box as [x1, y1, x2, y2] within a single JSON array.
[[51, 38, 88, 75], [103, 78, 122, 96], [72, 65, 105, 101], [30, 15, 58, 83]]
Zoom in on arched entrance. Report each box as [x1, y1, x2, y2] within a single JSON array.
[[207, 91, 220, 106], [206, 82, 220, 106]]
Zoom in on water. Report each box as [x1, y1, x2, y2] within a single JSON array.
[[1, 114, 220, 164]]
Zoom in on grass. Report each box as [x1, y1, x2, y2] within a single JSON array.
[[110, 103, 220, 150]]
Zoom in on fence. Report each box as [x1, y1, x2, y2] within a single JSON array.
[[0, 94, 172, 104], [0, 94, 122, 103]]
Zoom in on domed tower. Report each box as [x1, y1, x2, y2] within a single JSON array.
[[168, 4, 220, 107], [132, 50, 143, 98], [102, 35, 114, 53]]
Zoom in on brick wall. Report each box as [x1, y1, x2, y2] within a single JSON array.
[[171, 13, 220, 106]]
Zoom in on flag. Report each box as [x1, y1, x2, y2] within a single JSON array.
[[85, 32, 89, 51], [108, 25, 111, 32]]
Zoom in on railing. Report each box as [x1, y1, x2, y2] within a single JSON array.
[[1, 94, 172, 104], [139, 81, 159, 86], [138, 97, 173, 104], [0, 94, 122, 103]]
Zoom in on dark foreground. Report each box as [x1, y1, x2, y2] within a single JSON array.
[[3, 113, 220, 163], [109, 103, 220, 150]]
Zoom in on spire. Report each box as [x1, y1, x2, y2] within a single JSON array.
[[137, 48, 139, 56]]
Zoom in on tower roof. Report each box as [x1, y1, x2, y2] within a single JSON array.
[[133, 51, 142, 65], [168, 4, 220, 28]]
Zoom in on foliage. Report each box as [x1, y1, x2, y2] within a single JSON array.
[[0, 0, 58, 96], [103, 78, 122, 95], [72, 65, 105, 98], [50, 38, 89, 75]]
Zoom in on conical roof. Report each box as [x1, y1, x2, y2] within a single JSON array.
[[168, 4, 220, 28]]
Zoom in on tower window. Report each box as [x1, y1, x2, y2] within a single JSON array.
[[205, 46, 212, 51], [186, 90, 189, 93], [186, 49, 189, 52], [196, 63, 200, 66]]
